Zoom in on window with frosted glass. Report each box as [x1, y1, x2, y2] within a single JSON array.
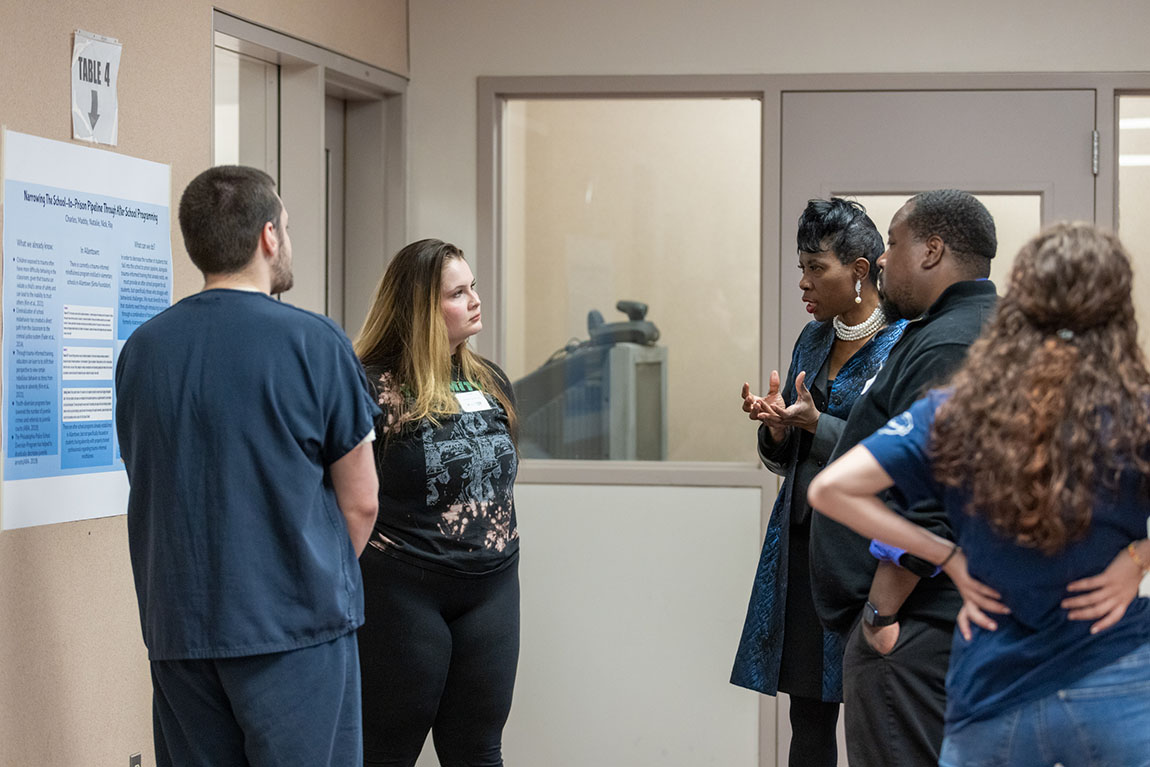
[[502, 99, 761, 462], [1119, 95, 1150, 350]]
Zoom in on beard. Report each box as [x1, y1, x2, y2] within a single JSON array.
[[269, 243, 294, 294], [880, 295, 908, 321], [877, 271, 916, 321]]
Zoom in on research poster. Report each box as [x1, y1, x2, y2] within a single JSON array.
[[1, 129, 171, 529]]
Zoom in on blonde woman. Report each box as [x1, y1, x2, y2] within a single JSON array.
[[354, 239, 519, 767]]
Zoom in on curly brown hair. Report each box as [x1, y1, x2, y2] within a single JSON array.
[[931, 222, 1150, 554]]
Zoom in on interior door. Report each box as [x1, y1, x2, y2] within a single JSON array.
[[779, 89, 1096, 352], [775, 87, 1096, 766]]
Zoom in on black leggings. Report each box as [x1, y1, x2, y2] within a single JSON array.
[[788, 695, 840, 767], [358, 547, 520, 767]]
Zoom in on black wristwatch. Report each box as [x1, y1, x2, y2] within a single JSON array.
[[862, 600, 898, 628]]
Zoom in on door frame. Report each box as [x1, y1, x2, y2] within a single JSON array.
[[214, 10, 409, 326]]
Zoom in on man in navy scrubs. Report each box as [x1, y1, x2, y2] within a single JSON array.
[[116, 165, 380, 766]]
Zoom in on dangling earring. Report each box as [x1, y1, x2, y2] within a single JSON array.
[[854, 278, 862, 304]]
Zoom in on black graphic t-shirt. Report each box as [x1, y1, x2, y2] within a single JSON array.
[[365, 359, 519, 574]]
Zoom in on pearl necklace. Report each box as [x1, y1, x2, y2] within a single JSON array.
[[832, 305, 885, 342]]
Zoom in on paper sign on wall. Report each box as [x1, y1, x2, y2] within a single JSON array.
[[71, 29, 122, 146], [1, 130, 171, 529]]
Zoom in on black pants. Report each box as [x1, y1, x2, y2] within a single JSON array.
[[358, 548, 520, 767], [842, 615, 951, 767], [787, 695, 840, 767]]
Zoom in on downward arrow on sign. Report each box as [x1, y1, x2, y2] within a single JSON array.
[[89, 90, 100, 129]]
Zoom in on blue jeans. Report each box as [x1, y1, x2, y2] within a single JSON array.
[[939, 642, 1150, 767]]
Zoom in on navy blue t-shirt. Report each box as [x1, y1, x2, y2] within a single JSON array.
[[115, 289, 380, 660], [862, 391, 1150, 729]]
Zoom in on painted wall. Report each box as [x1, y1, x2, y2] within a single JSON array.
[[0, 1, 405, 763], [508, 484, 762, 767]]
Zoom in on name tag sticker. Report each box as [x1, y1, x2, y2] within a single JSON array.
[[455, 390, 492, 412]]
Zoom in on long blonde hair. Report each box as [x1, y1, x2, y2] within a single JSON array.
[[354, 239, 517, 435]]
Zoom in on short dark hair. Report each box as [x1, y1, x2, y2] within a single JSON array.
[[178, 165, 282, 275], [796, 198, 884, 285], [905, 189, 997, 277]]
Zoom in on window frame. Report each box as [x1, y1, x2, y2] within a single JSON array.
[[478, 76, 775, 486]]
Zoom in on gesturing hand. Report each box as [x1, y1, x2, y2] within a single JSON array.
[[1062, 544, 1145, 634], [748, 371, 819, 434], [943, 548, 1010, 641], [740, 379, 767, 420], [741, 372, 787, 442], [774, 370, 820, 434]]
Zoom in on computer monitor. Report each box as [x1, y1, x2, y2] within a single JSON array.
[[512, 302, 667, 460]]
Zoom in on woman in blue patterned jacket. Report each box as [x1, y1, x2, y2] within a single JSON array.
[[731, 198, 905, 767]]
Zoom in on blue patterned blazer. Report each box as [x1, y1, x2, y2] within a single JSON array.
[[730, 317, 906, 701]]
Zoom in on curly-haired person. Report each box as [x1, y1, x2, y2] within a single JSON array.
[[810, 222, 1150, 767]]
